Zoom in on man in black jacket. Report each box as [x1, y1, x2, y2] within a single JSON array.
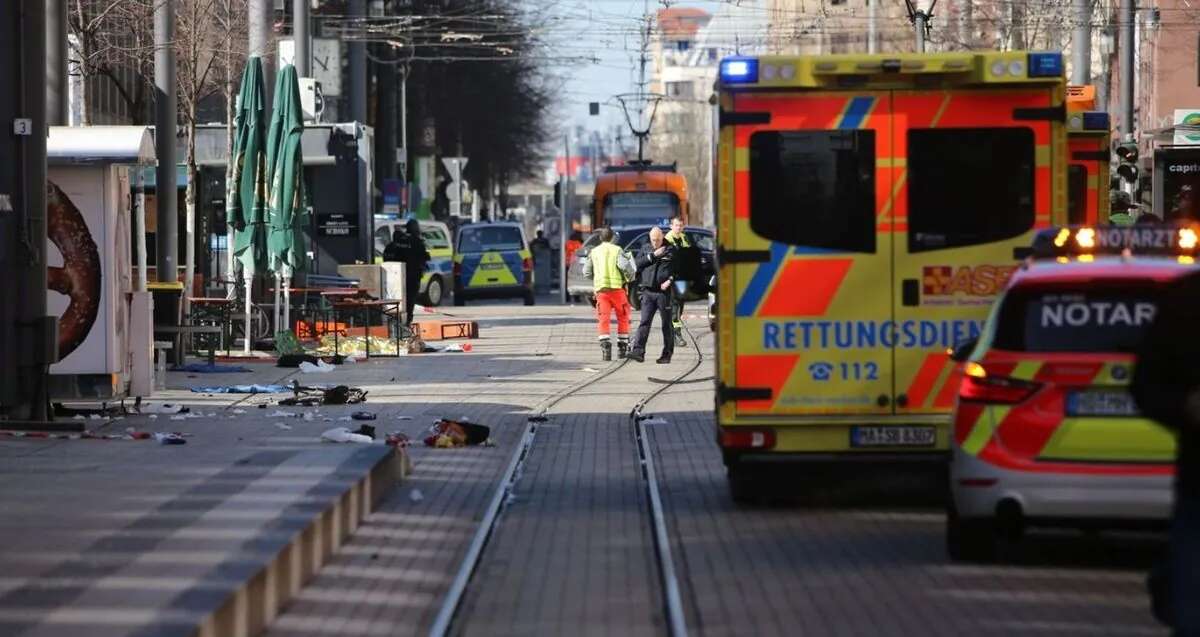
[[382, 219, 431, 325], [1131, 270, 1200, 635], [628, 227, 676, 364]]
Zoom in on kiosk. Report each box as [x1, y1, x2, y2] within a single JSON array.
[[46, 126, 154, 399]]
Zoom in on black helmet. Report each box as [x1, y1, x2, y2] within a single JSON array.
[[406, 218, 420, 234]]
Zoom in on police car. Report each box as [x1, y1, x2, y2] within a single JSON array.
[[453, 222, 536, 306], [946, 225, 1192, 561]]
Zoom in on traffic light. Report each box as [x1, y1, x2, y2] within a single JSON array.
[[553, 180, 562, 208], [1115, 141, 1139, 184]]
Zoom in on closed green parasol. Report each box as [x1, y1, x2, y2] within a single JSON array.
[[226, 55, 267, 353], [265, 64, 307, 334]]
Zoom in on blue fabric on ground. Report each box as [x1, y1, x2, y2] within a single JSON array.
[[173, 363, 253, 373], [190, 384, 290, 394]]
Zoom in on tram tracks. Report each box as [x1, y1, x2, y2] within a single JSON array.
[[428, 319, 710, 637]]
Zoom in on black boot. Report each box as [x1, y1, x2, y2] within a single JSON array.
[[601, 340, 612, 362], [656, 354, 672, 364], [617, 340, 628, 359]]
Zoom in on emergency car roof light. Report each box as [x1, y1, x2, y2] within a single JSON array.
[[1027, 52, 1064, 77], [1075, 227, 1096, 249], [719, 58, 758, 84], [1082, 112, 1110, 131], [1031, 224, 1200, 259]]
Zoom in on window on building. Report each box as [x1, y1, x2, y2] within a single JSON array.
[[666, 81, 695, 99], [829, 33, 851, 53], [708, 48, 719, 61], [676, 40, 691, 51]]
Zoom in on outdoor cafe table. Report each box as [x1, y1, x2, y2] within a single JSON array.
[[328, 298, 404, 358]]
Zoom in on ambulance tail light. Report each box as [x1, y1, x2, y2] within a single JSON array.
[[1027, 52, 1064, 77], [959, 363, 1041, 404], [719, 428, 776, 450], [719, 57, 758, 84]]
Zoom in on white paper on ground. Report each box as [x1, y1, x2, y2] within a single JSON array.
[[299, 360, 336, 374], [320, 427, 373, 444]]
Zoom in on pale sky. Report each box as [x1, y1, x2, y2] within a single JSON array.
[[533, 1, 769, 135]]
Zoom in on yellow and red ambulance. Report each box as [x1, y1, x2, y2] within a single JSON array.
[[1065, 85, 1112, 224], [713, 51, 1069, 500]]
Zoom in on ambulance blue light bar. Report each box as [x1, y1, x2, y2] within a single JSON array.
[[720, 57, 758, 84], [1027, 52, 1064, 77], [1028, 225, 1200, 259]]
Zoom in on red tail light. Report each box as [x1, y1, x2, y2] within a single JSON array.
[[522, 257, 533, 271], [958, 363, 1040, 404], [719, 428, 776, 449], [453, 262, 462, 278]]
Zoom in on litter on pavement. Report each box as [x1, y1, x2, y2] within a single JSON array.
[[139, 403, 189, 414], [423, 418, 491, 448], [638, 417, 669, 426], [189, 384, 290, 394], [277, 384, 367, 406], [299, 360, 337, 374], [350, 411, 376, 421], [171, 362, 252, 373], [154, 432, 187, 445], [320, 427, 374, 444]]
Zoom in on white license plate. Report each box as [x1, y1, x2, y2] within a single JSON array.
[[1066, 390, 1138, 417], [481, 263, 505, 270], [850, 426, 936, 448]]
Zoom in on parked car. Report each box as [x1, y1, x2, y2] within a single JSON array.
[[567, 225, 715, 306], [373, 218, 454, 306]]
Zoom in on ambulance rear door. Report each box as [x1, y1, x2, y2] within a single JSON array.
[[722, 91, 895, 419], [891, 86, 1060, 416]]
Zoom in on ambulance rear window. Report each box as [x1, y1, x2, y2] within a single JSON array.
[[749, 130, 876, 253], [908, 128, 1035, 253], [993, 286, 1161, 353]]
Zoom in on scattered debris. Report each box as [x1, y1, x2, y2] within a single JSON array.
[[172, 362, 251, 373], [582, 367, 599, 373], [443, 343, 473, 353], [396, 416, 413, 421], [278, 383, 367, 406], [408, 488, 424, 503], [267, 410, 296, 418], [423, 418, 491, 448], [302, 412, 315, 422], [275, 422, 293, 430], [320, 427, 373, 444], [354, 424, 376, 439], [154, 432, 187, 445], [527, 415, 549, 423], [189, 384, 290, 394], [299, 360, 337, 374], [350, 411, 376, 421], [232, 409, 247, 415], [639, 417, 669, 426], [140, 403, 188, 414], [276, 353, 319, 368], [386, 432, 410, 447]]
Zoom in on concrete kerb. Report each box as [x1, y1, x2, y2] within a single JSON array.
[[196, 445, 406, 637]]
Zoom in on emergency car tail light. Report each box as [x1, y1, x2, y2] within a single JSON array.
[[959, 364, 1041, 404], [719, 428, 776, 450], [522, 257, 533, 271], [1027, 52, 1064, 77], [453, 262, 462, 279], [719, 58, 758, 84]]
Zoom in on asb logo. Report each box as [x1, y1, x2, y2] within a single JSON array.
[[922, 265, 1018, 297]]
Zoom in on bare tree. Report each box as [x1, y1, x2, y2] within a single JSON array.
[[176, 0, 231, 302], [68, 0, 155, 124]]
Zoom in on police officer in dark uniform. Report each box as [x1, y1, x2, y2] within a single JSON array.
[[628, 226, 676, 364], [383, 218, 431, 325]]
